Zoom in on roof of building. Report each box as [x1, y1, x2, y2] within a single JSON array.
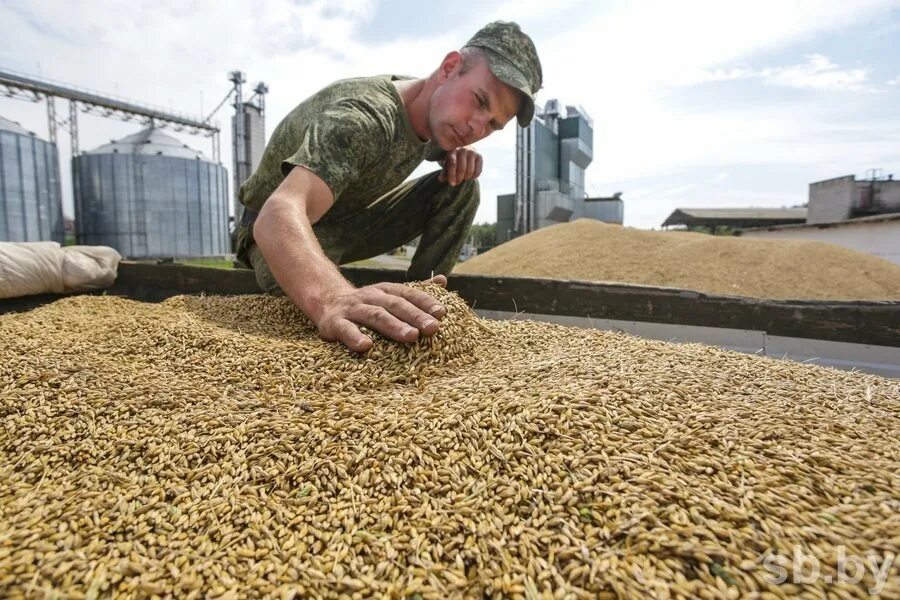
[[0, 115, 35, 136], [810, 174, 855, 186], [86, 125, 207, 159], [662, 207, 807, 228], [742, 212, 900, 232]]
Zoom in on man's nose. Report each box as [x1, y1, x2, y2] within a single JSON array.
[[469, 115, 490, 138]]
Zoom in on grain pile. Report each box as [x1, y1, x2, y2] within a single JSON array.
[[456, 219, 900, 300], [1, 287, 898, 599]]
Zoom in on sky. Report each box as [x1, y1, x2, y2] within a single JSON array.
[[2, 0, 899, 230]]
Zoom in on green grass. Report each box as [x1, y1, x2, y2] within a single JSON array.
[[346, 253, 411, 269], [175, 258, 236, 270], [344, 259, 383, 268]]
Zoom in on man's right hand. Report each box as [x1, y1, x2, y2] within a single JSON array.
[[313, 275, 449, 353], [255, 166, 451, 353]]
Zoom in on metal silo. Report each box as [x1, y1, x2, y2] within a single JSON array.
[[73, 126, 229, 258], [0, 116, 64, 243]]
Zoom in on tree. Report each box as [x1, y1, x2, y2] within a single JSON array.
[[467, 222, 497, 248]]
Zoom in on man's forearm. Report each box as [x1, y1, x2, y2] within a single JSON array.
[[254, 195, 352, 322]]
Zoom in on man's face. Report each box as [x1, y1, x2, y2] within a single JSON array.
[[428, 52, 522, 151]]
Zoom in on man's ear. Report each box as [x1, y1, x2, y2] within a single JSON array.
[[437, 51, 463, 83]]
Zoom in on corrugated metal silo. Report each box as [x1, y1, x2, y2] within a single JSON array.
[[496, 193, 516, 244], [0, 116, 64, 243], [73, 126, 229, 258]]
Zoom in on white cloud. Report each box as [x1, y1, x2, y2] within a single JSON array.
[[761, 54, 869, 91], [1, 0, 899, 231], [485, 0, 585, 22], [695, 67, 756, 83], [536, 0, 894, 95], [0, 0, 392, 216], [532, 0, 900, 226], [698, 55, 871, 91], [888, 75, 900, 85]]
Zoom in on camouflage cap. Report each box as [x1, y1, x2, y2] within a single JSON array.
[[463, 21, 543, 127]]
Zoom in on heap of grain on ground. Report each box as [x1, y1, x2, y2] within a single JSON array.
[[456, 219, 900, 301]]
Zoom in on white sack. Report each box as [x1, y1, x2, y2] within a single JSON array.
[[0, 241, 66, 299], [0, 242, 121, 299], [61, 246, 121, 291]]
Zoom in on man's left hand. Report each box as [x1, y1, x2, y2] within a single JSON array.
[[438, 147, 483, 187]]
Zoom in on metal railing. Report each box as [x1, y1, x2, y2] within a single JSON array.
[[0, 68, 218, 133]]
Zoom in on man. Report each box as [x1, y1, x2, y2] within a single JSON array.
[[235, 21, 542, 352]]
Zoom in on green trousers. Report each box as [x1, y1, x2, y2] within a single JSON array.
[[238, 170, 480, 293]]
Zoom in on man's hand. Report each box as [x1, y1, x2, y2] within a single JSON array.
[[314, 275, 449, 353], [438, 147, 483, 186], [256, 167, 451, 354]]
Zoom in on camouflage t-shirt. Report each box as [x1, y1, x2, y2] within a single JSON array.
[[238, 74, 443, 221]]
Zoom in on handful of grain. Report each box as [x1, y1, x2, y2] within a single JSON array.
[[1, 285, 898, 598]]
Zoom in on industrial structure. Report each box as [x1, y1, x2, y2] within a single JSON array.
[[804, 171, 900, 223], [0, 69, 221, 159], [578, 193, 625, 224], [1, 67, 269, 255], [0, 116, 64, 243], [659, 170, 900, 264], [741, 171, 900, 265], [229, 72, 268, 226], [497, 100, 622, 245], [73, 126, 229, 258]]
